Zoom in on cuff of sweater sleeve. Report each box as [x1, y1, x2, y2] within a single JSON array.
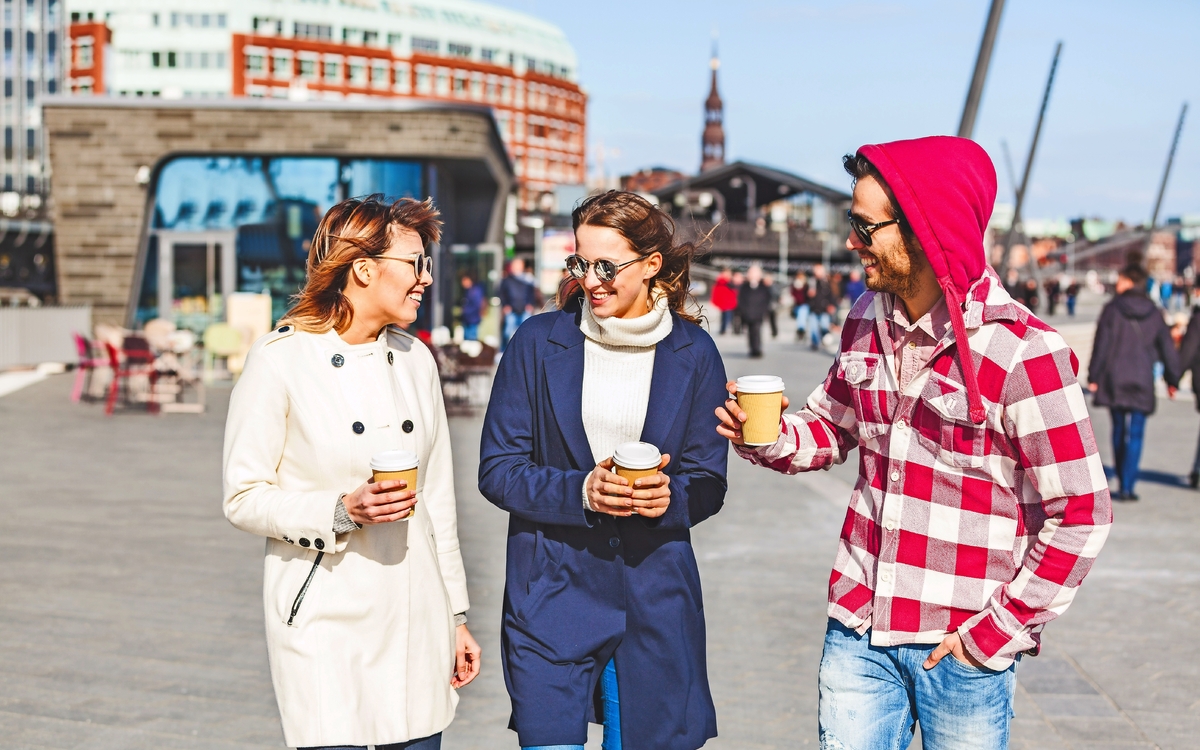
[[333, 494, 362, 534], [582, 469, 595, 512], [453, 612, 468, 627]]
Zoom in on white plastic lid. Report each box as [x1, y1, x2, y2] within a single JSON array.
[[736, 375, 785, 394], [612, 441, 662, 470], [370, 449, 419, 472]]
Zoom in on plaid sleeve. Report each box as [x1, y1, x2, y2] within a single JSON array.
[[734, 358, 858, 474], [958, 330, 1112, 669]]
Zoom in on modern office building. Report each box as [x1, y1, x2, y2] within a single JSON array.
[[63, 0, 585, 210]]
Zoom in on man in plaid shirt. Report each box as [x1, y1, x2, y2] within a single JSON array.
[[717, 136, 1111, 749]]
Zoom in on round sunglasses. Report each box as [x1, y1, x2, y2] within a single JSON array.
[[846, 209, 899, 247], [565, 253, 649, 283], [373, 252, 433, 278]]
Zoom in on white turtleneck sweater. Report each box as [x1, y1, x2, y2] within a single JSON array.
[[579, 294, 674, 509]]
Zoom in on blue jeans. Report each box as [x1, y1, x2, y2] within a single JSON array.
[[809, 312, 831, 349], [301, 733, 441, 749], [719, 309, 734, 335], [462, 323, 479, 341], [503, 310, 532, 350], [819, 620, 1015, 750], [523, 657, 621, 750], [1111, 408, 1147, 495]]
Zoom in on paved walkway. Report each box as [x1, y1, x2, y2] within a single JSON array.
[[0, 299, 1197, 748]]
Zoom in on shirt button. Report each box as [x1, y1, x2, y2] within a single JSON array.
[[331, 354, 344, 368], [890, 470, 901, 482], [880, 570, 892, 583], [884, 520, 897, 532], [352, 421, 365, 434], [907, 341, 917, 349], [299, 538, 310, 548], [609, 537, 620, 548], [895, 419, 907, 430]]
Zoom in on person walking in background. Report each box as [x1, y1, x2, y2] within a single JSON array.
[[1043, 276, 1061, 316], [764, 272, 780, 339], [717, 137, 1111, 749], [1089, 263, 1182, 500], [459, 273, 486, 341], [710, 267, 737, 335], [499, 257, 538, 351], [1178, 284, 1200, 488], [807, 264, 837, 351], [730, 270, 745, 334], [1022, 277, 1040, 313], [791, 269, 810, 342], [223, 196, 480, 750], [843, 268, 866, 305], [736, 263, 773, 358], [1065, 276, 1081, 316], [479, 190, 728, 750]]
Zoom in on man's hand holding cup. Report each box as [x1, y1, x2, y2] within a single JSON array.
[[717, 377, 789, 446]]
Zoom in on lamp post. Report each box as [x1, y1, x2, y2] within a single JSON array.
[[519, 215, 545, 300]]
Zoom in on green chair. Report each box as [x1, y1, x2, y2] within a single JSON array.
[[202, 323, 246, 383]]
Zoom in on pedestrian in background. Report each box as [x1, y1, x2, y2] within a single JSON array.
[[1088, 263, 1181, 501], [710, 267, 737, 334], [223, 196, 480, 750], [1065, 277, 1081, 317], [807, 263, 837, 351], [844, 268, 866, 305], [791, 270, 810, 342], [718, 137, 1110, 749], [459, 273, 486, 341], [499, 257, 538, 351], [1043, 276, 1061, 315], [763, 272, 780, 339], [479, 190, 728, 750], [730, 270, 745, 334], [736, 263, 772, 358], [1174, 283, 1200, 488]]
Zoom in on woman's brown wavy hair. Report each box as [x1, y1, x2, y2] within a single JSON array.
[[558, 190, 705, 324], [279, 194, 442, 334]]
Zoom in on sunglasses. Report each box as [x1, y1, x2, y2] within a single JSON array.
[[846, 210, 900, 247], [374, 252, 433, 278], [565, 253, 649, 283]]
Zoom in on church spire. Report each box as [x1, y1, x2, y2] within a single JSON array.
[[701, 41, 725, 173]]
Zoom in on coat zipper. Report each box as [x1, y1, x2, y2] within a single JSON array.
[[287, 551, 324, 627]]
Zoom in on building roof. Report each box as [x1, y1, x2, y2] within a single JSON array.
[[653, 160, 850, 206]]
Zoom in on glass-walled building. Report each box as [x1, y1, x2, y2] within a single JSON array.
[[2, 0, 64, 210]]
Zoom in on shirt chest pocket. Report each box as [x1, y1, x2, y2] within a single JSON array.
[[913, 374, 987, 468], [838, 353, 888, 440]]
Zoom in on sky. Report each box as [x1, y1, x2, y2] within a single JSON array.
[[490, 0, 1199, 224]]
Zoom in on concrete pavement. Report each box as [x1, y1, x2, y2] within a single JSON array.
[[0, 298, 1197, 749]]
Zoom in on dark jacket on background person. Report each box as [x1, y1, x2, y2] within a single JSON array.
[[735, 281, 772, 323], [809, 278, 837, 315], [1088, 291, 1181, 414], [477, 299, 728, 749], [1177, 305, 1200, 409], [499, 274, 538, 312]]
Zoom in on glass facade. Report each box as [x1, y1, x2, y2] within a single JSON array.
[[137, 155, 424, 328]]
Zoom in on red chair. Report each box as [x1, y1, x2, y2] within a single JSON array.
[[71, 332, 105, 403], [104, 337, 159, 416]]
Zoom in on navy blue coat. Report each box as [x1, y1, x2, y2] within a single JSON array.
[[478, 301, 729, 749]]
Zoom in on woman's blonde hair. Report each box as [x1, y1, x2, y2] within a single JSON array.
[[557, 190, 707, 324], [279, 194, 442, 333]]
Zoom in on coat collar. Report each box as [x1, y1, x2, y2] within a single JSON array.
[[543, 300, 698, 468]]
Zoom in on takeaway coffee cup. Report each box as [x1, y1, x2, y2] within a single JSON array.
[[736, 375, 786, 446], [370, 449, 419, 519], [612, 441, 663, 484]]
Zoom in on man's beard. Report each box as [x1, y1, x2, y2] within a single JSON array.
[[865, 239, 926, 300]]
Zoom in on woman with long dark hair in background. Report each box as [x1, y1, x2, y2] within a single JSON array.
[[479, 191, 729, 749]]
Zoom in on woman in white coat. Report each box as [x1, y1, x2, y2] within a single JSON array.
[[223, 195, 480, 750]]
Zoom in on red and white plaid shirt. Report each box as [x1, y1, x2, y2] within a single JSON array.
[[737, 270, 1111, 670]]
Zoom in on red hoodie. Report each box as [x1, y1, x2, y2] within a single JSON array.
[[857, 136, 998, 424]]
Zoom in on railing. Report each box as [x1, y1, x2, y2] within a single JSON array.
[[674, 219, 833, 261], [0, 306, 92, 370]]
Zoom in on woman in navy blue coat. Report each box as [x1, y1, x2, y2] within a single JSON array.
[[479, 191, 729, 750]]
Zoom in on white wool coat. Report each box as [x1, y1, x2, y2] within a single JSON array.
[[222, 324, 469, 748]]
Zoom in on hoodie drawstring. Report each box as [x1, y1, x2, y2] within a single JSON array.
[[940, 278, 987, 425]]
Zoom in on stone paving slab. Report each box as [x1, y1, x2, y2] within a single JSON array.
[[1, 301, 1197, 748]]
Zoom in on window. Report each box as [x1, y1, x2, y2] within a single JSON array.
[[298, 58, 316, 79], [253, 17, 282, 35], [216, 14, 226, 28], [371, 64, 388, 87], [24, 79, 32, 99], [294, 22, 332, 41], [411, 37, 438, 54], [167, 51, 176, 67], [216, 52, 227, 69], [170, 12, 178, 27], [447, 42, 470, 58], [152, 51, 160, 68], [47, 78, 55, 93], [348, 63, 365, 85], [273, 56, 290, 76], [25, 128, 33, 149], [183, 51, 193, 68], [199, 52, 210, 69], [481, 48, 496, 63], [200, 13, 210, 28], [387, 32, 402, 47], [323, 60, 339, 81], [362, 30, 378, 45], [151, 12, 158, 27]]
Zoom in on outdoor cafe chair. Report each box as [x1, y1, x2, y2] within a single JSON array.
[[103, 336, 159, 416], [71, 332, 105, 403], [202, 322, 246, 383]]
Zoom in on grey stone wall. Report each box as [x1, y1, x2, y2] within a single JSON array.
[[43, 99, 512, 325]]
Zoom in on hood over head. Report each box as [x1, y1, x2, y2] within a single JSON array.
[[1114, 290, 1158, 320], [856, 135, 998, 424]]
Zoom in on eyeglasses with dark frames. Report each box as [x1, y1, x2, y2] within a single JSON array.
[[373, 253, 433, 278], [846, 210, 900, 247], [565, 254, 649, 283]]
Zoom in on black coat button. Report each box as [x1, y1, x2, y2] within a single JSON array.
[[352, 421, 365, 434], [609, 537, 620, 548], [277, 325, 290, 333], [331, 354, 344, 367], [314, 538, 325, 550], [282, 536, 292, 544], [402, 420, 414, 433], [299, 538, 310, 547], [387, 351, 394, 365]]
